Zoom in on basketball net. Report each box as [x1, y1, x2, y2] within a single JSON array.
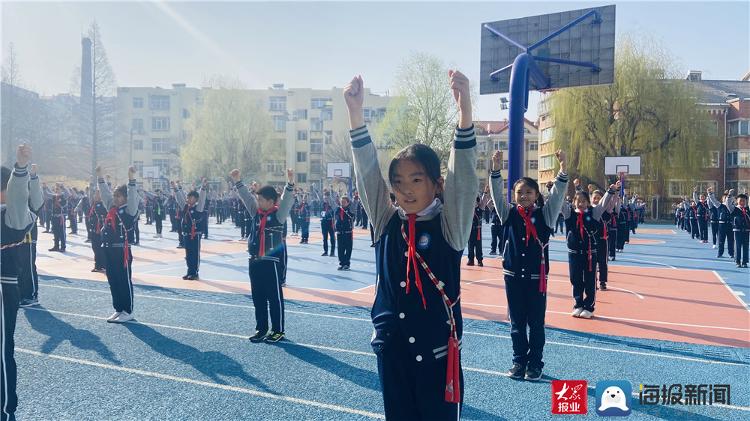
[[618, 171, 627, 198]]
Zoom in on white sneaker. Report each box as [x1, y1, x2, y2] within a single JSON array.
[[106, 312, 122, 323], [113, 312, 134, 323], [712, 245, 717, 249], [572, 308, 584, 317], [579, 310, 594, 319]]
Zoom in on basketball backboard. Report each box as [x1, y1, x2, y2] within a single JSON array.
[[327, 162, 351, 178], [605, 156, 641, 175], [480, 5, 616, 95]]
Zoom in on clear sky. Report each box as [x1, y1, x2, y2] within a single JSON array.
[[2, 1, 748, 120]]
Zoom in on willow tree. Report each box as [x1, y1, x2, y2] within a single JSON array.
[[181, 81, 281, 183], [550, 37, 712, 197]]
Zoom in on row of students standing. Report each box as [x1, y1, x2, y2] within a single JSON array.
[[700, 187, 749, 268]]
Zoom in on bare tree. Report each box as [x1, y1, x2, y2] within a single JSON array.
[[84, 21, 117, 176], [1, 42, 21, 165]]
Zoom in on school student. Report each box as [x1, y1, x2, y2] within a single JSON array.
[[488, 201, 503, 255], [708, 188, 735, 259], [591, 189, 613, 290], [489, 147, 568, 381], [232, 168, 295, 343], [725, 189, 750, 268], [335, 196, 356, 270], [175, 180, 208, 280], [98, 165, 140, 323], [16, 164, 44, 308], [467, 190, 490, 266], [320, 190, 337, 256], [2, 144, 38, 421], [708, 192, 720, 249], [298, 196, 310, 243], [347, 71, 476, 419]]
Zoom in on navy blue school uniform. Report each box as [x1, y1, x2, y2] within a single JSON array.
[[607, 207, 618, 260], [352, 124, 478, 420], [489, 207, 502, 254], [616, 204, 629, 250], [491, 169, 568, 373], [696, 200, 709, 242], [687, 204, 700, 240], [48, 193, 67, 251], [235, 181, 294, 335], [87, 200, 108, 271], [320, 199, 336, 255], [467, 203, 484, 265], [1, 164, 36, 421], [100, 179, 138, 315], [709, 201, 719, 246], [153, 195, 165, 235], [179, 189, 207, 278], [713, 197, 734, 258], [335, 205, 355, 268], [729, 201, 750, 266], [298, 202, 310, 242]]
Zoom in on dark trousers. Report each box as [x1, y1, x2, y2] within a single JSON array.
[[1, 281, 19, 420], [69, 213, 77, 233], [711, 222, 719, 245], [155, 217, 163, 235], [616, 224, 627, 249], [698, 220, 708, 241], [52, 217, 66, 250], [291, 216, 299, 233], [92, 234, 105, 270], [376, 332, 463, 421], [249, 258, 285, 333], [735, 231, 749, 265], [322, 221, 335, 254], [608, 229, 617, 258], [718, 224, 734, 257], [170, 214, 178, 231], [490, 224, 501, 253], [569, 253, 596, 312], [690, 219, 699, 239], [505, 274, 546, 369], [595, 240, 608, 287], [134, 220, 140, 244], [467, 226, 483, 262], [104, 247, 134, 314], [184, 235, 202, 276], [17, 241, 39, 301], [44, 213, 51, 231], [203, 219, 208, 239], [337, 231, 353, 266], [301, 221, 310, 241], [240, 218, 248, 238], [556, 216, 565, 233], [360, 211, 368, 229]]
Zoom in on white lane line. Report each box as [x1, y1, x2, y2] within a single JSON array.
[[21, 307, 748, 368], [614, 258, 677, 269], [734, 290, 746, 297], [713, 271, 750, 312], [15, 348, 385, 419], [606, 286, 645, 300]]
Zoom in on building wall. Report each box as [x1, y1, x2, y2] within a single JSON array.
[[474, 118, 539, 188], [726, 99, 750, 193]]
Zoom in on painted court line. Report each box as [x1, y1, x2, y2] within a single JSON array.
[[713, 271, 750, 312], [39, 282, 749, 332], [15, 348, 385, 419], [22, 307, 747, 368]]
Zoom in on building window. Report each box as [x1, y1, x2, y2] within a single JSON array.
[[541, 127, 554, 143], [182, 109, 190, 119], [149, 95, 170, 111], [133, 139, 143, 150], [325, 130, 333, 144], [273, 115, 286, 132], [269, 96, 287, 112], [703, 150, 720, 168], [296, 173, 307, 183], [151, 117, 170, 132], [528, 160, 538, 170], [502, 160, 509, 170], [494, 140, 507, 150], [294, 109, 308, 120], [476, 159, 486, 170], [310, 117, 323, 132], [131, 118, 144, 134], [297, 130, 308, 141], [153, 159, 170, 175], [152, 138, 170, 153], [727, 151, 738, 167], [540, 155, 555, 170], [668, 180, 687, 198], [528, 141, 538, 151], [320, 108, 333, 121], [265, 161, 284, 174], [310, 138, 323, 154], [311, 98, 331, 109], [739, 151, 750, 168], [132, 97, 144, 108], [297, 152, 307, 162], [310, 159, 322, 174], [133, 161, 144, 175]]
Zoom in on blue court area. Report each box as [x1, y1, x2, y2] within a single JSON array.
[[16, 220, 750, 419]]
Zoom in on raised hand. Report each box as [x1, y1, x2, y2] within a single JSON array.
[[30, 164, 38, 177], [128, 166, 137, 179], [449, 70, 472, 128], [491, 150, 503, 171], [555, 150, 567, 173], [573, 178, 580, 187], [344, 75, 364, 112], [287, 168, 295, 184], [16, 144, 32, 167], [230, 169, 241, 183]]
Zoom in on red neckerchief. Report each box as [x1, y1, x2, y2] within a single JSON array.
[[184, 204, 197, 239], [404, 214, 427, 309], [105, 206, 129, 267], [339, 207, 344, 221], [516, 205, 538, 246], [299, 204, 305, 214], [575, 210, 585, 240], [742, 207, 749, 224], [256, 206, 279, 257], [475, 207, 482, 240], [602, 219, 608, 240]]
